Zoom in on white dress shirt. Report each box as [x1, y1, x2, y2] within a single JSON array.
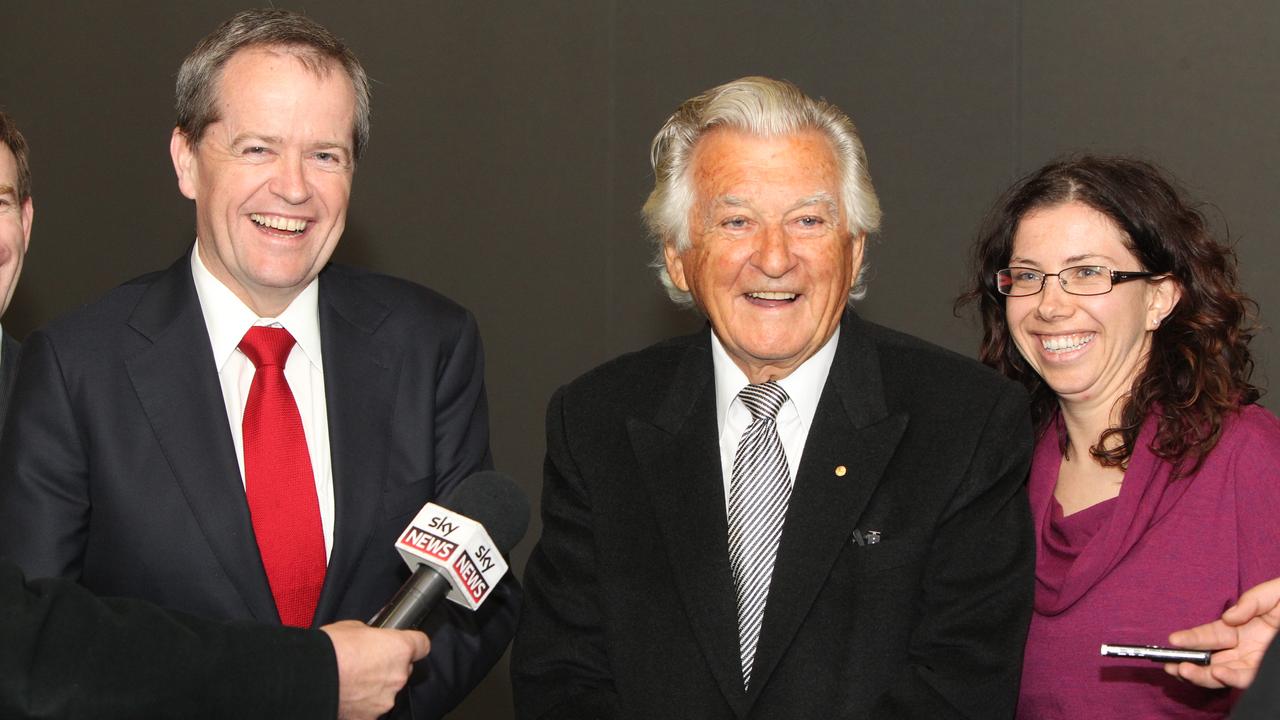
[[712, 326, 840, 511], [190, 246, 335, 559]]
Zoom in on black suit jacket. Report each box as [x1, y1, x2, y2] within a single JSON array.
[[0, 330, 18, 436], [512, 313, 1034, 719], [0, 559, 336, 720], [0, 254, 517, 718], [1232, 637, 1280, 720]]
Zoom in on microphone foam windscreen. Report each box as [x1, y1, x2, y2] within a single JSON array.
[[439, 470, 530, 555]]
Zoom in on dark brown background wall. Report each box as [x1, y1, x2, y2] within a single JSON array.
[[2, 2, 1276, 717]]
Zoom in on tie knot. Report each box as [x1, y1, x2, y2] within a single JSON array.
[[239, 326, 297, 369], [738, 381, 788, 421]]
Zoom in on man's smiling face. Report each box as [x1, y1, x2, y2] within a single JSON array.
[[171, 46, 356, 316], [664, 128, 862, 383]]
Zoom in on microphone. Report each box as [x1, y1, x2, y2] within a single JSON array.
[[370, 471, 529, 630]]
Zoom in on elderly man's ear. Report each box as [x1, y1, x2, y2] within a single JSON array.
[[847, 231, 866, 287], [663, 242, 690, 293]]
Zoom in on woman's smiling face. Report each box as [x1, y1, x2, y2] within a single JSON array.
[[1005, 200, 1179, 411]]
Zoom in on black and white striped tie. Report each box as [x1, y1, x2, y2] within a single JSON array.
[[728, 380, 792, 689]]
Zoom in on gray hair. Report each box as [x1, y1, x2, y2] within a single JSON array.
[[642, 76, 881, 306], [175, 8, 372, 160]]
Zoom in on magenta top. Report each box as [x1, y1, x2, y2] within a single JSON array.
[[1017, 405, 1280, 720]]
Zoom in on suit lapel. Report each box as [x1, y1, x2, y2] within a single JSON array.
[[312, 267, 395, 622], [124, 256, 279, 623], [748, 315, 908, 698], [629, 333, 752, 716]]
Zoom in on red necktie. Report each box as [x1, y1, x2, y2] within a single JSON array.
[[239, 326, 326, 628]]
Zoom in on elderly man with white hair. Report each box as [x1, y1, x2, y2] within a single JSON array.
[[512, 76, 1035, 719]]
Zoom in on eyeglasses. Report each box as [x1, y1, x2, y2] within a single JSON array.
[[995, 265, 1161, 296]]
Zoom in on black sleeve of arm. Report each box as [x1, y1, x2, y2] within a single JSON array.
[[0, 561, 337, 720], [510, 387, 619, 720], [1231, 637, 1280, 720], [869, 381, 1035, 719]]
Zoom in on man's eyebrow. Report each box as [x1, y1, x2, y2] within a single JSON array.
[[704, 193, 840, 217], [715, 194, 749, 207], [306, 140, 354, 154], [792, 192, 839, 214], [230, 133, 284, 146], [0, 183, 15, 198]]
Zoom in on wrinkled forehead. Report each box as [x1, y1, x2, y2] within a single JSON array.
[[689, 128, 841, 202]]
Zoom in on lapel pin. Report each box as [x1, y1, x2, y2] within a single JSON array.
[[834, 465, 847, 477]]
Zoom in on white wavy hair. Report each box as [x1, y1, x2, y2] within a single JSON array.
[[642, 76, 882, 307]]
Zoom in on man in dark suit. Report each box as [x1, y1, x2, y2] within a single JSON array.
[[0, 10, 515, 718], [512, 77, 1034, 718], [0, 107, 432, 720], [0, 110, 33, 431]]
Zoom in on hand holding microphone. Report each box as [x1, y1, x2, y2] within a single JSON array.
[[321, 620, 430, 720], [334, 470, 525, 717], [372, 470, 530, 630]]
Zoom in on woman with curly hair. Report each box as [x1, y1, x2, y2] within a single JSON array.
[[960, 155, 1280, 719]]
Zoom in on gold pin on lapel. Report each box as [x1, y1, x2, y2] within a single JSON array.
[[834, 465, 847, 477]]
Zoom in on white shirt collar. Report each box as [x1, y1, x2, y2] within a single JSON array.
[[711, 324, 840, 434], [190, 243, 323, 371]]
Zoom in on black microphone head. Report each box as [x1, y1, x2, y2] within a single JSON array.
[[438, 471, 530, 556]]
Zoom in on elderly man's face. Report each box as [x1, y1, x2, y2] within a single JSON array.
[[171, 46, 356, 317], [665, 129, 862, 383], [0, 142, 32, 319]]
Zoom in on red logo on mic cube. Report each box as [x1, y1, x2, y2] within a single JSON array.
[[453, 551, 490, 602], [399, 527, 457, 561]]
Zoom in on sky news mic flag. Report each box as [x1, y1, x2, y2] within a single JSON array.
[[371, 471, 529, 629]]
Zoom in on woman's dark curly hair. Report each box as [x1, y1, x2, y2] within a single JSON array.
[[958, 155, 1259, 472]]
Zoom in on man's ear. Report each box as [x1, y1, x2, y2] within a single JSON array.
[[663, 241, 690, 292], [847, 232, 866, 289], [170, 127, 199, 201], [19, 196, 32, 252]]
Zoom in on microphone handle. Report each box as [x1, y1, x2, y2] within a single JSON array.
[[370, 564, 452, 629]]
